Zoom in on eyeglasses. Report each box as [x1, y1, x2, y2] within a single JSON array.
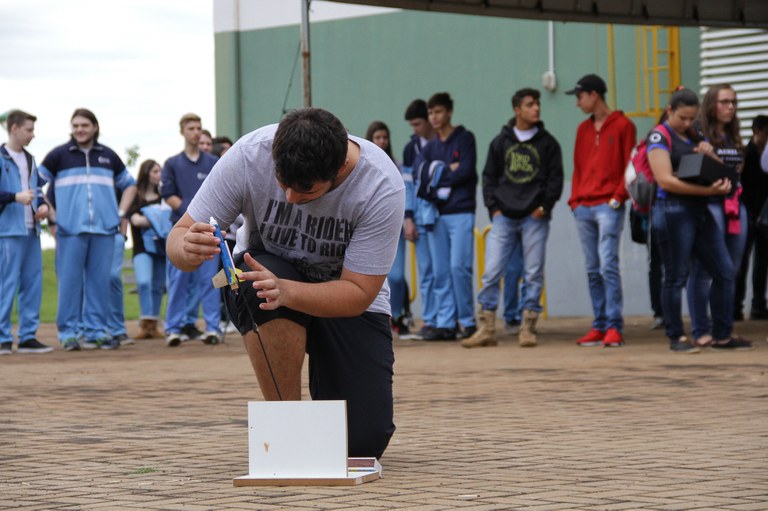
[[718, 99, 738, 106]]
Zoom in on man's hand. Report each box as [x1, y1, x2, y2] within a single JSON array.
[[181, 221, 220, 267], [15, 190, 34, 205], [404, 218, 418, 241], [531, 206, 547, 219], [240, 253, 284, 310], [34, 204, 49, 222]]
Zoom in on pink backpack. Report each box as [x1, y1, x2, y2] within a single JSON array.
[[625, 124, 672, 213]]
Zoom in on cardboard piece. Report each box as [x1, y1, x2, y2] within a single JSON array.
[[233, 401, 382, 486], [677, 153, 738, 185]]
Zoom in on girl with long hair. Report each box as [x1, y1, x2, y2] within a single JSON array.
[[647, 88, 737, 353], [685, 84, 753, 349], [128, 159, 166, 339]]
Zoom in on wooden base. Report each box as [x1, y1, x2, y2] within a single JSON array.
[[233, 458, 382, 487]]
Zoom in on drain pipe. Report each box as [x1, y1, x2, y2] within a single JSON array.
[[542, 21, 557, 91], [300, 0, 312, 107]]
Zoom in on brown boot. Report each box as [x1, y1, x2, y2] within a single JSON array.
[[461, 309, 497, 348], [519, 310, 539, 347], [135, 319, 152, 339], [148, 319, 164, 339]]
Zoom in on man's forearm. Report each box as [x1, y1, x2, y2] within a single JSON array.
[[279, 278, 379, 318]]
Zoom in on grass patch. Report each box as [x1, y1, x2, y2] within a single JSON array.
[[128, 467, 160, 475]]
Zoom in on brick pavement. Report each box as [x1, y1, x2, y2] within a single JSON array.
[[1, 317, 766, 510]]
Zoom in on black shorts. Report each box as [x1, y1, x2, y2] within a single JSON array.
[[224, 250, 396, 459]]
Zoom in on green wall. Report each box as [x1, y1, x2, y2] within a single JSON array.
[[215, 11, 700, 177]]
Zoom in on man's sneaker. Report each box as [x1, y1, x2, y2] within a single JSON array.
[[114, 333, 134, 346], [650, 316, 664, 330], [603, 328, 624, 347], [202, 332, 220, 345], [505, 320, 520, 335], [576, 328, 604, 347], [99, 337, 120, 350], [62, 338, 81, 351], [180, 324, 202, 341], [165, 333, 183, 347], [711, 337, 754, 351], [17, 338, 54, 354], [459, 325, 477, 339], [670, 337, 699, 354], [81, 338, 102, 350], [749, 308, 768, 320], [0, 342, 12, 356], [422, 328, 457, 341]]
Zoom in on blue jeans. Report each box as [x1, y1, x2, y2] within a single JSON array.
[[573, 204, 625, 331], [134, 252, 166, 318], [414, 225, 437, 327], [387, 230, 407, 318], [107, 233, 127, 336], [686, 201, 747, 339], [165, 257, 221, 334], [652, 198, 734, 342], [477, 214, 549, 313], [503, 242, 524, 323], [0, 230, 42, 342], [56, 233, 114, 342], [426, 212, 475, 329]]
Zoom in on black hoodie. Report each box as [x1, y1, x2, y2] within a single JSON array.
[[482, 119, 563, 219]]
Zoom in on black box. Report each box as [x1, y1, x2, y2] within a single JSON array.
[[677, 153, 738, 185]]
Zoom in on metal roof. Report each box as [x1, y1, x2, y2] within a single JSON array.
[[326, 1, 768, 28]]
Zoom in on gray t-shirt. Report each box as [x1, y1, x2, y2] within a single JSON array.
[[187, 124, 405, 315]]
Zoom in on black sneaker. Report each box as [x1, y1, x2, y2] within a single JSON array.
[[62, 338, 81, 351], [459, 326, 477, 339], [749, 308, 768, 320], [99, 337, 121, 350], [181, 324, 202, 340], [17, 338, 54, 354], [202, 332, 220, 345], [0, 342, 12, 356], [422, 328, 457, 341], [114, 333, 134, 346], [733, 310, 745, 321], [711, 337, 754, 351], [670, 338, 699, 354]]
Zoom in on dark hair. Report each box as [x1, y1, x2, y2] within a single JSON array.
[[404, 99, 428, 121], [658, 87, 699, 124], [699, 84, 742, 150], [512, 88, 541, 109], [752, 114, 768, 133], [427, 92, 453, 111], [365, 120, 394, 161], [136, 159, 160, 199], [201, 129, 212, 139], [212, 136, 234, 157], [6, 109, 37, 130], [272, 108, 348, 192], [71, 108, 99, 142]]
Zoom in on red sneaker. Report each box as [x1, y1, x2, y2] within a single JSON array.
[[603, 328, 625, 347], [576, 328, 604, 347]]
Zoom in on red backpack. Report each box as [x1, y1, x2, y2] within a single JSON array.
[[625, 124, 672, 213]]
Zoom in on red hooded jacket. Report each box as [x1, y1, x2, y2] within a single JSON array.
[[568, 110, 636, 209]]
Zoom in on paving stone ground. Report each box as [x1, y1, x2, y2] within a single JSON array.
[[1, 316, 766, 510]]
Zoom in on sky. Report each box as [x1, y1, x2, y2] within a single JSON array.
[[0, 0, 216, 173]]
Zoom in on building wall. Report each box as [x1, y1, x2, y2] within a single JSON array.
[[213, 1, 703, 317]]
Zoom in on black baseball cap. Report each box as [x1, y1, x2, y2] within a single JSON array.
[[565, 74, 607, 95]]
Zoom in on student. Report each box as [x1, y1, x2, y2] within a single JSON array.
[[647, 88, 741, 353], [402, 99, 437, 339], [416, 92, 478, 341], [566, 74, 636, 347], [0, 110, 52, 355], [462, 88, 563, 348], [366, 120, 411, 337], [128, 159, 167, 339], [685, 84, 753, 349], [736, 115, 768, 320], [167, 108, 404, 459], [199, 129, 213, 153], [160, 113, 221, 346], [40, 109, 136, 351]]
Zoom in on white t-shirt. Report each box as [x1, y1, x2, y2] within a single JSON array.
[[187, 124, 406, 315], [7, 147, 33, 229], [513, 126, 539, 142]]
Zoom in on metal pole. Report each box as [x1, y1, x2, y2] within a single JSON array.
[[301, 0, 312, 107]]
